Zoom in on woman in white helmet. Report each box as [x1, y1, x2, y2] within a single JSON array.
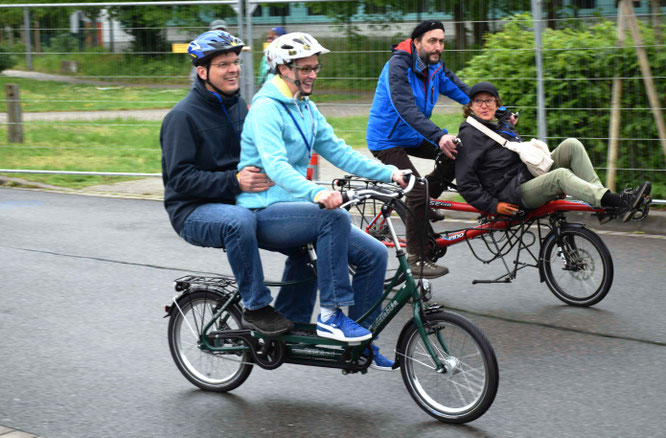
[[237, 32, 409, 370]]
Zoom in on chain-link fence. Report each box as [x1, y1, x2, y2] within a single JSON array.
[[1, 0, 664, 196]]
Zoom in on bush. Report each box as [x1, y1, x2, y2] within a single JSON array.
[[0, 45, 18, 71], [459, 14, 666, 197]]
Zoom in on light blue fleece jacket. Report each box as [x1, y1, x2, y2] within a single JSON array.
[[237, 76, 397, 209]]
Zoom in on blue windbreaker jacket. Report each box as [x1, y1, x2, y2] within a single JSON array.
[[366, 38, 471, 151]]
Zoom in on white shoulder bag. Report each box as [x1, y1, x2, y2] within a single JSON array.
[[465, 116, 553, 177]]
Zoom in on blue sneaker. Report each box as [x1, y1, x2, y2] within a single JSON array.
[[364, 344, 396, 371], [316, 309, 372, 342]]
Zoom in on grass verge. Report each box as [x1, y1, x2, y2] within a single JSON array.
[[0, 113, 462, 189]]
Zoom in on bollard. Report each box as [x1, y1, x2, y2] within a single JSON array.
[[307, 153, 319, 181], [5, 84, 24, 143]]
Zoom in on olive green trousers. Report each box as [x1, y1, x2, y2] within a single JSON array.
[[520, 138, 608, 208]]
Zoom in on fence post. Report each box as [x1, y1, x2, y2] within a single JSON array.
[[23, 7, 32, 71], [607, 2, 627, 192], [531, 0, 547, 141], [5, 84, 24, 143]]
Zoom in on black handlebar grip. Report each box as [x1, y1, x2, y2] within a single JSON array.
[[318, 191, 350, 208]]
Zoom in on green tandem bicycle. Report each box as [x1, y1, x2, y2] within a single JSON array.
[[164, 177, 499, 424]]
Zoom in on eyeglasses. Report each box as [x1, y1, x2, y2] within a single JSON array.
[[212, 59, 242, 70], [293, 64, 322, 75], [471, 98, 496, 107]]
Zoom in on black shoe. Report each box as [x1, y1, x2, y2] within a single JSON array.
[[428, 208, 446, 223], [242, 306, 294, 336], [617, 181, 651, 222], [596, 210, 614, 225], [407, 254, 449, 279]]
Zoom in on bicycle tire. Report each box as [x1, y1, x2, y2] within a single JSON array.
[[168, 291, 253, 392], [399, 311, 499, 423], [541, 226, 614, 307]]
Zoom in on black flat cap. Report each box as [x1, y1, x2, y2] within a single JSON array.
[[469, 82, 499, 99], [411, 20, 445, 40]]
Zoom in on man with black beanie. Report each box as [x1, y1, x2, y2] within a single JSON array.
[[366, 20, 470, 278]]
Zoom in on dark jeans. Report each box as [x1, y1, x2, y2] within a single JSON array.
[[371, 141, 454, 255]]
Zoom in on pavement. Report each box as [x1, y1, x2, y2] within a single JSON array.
[[2, 152, 664, 236]]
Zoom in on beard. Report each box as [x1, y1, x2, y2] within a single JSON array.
[[419, 50, 441, 65]]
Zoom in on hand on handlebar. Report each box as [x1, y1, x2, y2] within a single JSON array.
[[438, 134, 460, 160], [315, 190, 344, 209], [391, 169, 411, 188], [496, 202, 520, 216]]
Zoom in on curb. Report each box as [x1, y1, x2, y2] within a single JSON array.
[[2, 176, 664, 235]]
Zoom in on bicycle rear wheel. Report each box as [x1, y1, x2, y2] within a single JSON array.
[[399, 311, 499, 423], [541, 226, 613, 307], [168, 291, 253, 392]]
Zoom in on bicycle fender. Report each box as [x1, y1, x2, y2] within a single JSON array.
[[538, 223, 587, 283], [164, 286, 240, 318]]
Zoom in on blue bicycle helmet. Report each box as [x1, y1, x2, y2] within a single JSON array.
[[188, 30, 244, 66]]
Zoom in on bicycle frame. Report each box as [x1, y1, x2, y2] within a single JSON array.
[[340, 176, 609, 285], [168, 194, 452, 373]]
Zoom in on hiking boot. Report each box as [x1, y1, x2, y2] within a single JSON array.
[[316, 309, 372, 342], [407, 254, 449, 279], [617, 181, 651, 222], [363, 344, 396, 371], [428, 208, 446, 223], [242, 305, 294, 336]]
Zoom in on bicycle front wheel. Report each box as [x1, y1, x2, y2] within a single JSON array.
[[541, 226, 613, 307], [168, 291, 253, 392], [399, 311, 499, 423]]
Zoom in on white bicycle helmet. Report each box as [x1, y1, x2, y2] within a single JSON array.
[[265, 32, 330, 70]]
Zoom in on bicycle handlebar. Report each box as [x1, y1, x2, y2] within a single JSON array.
[[338, 171, 416, 209]]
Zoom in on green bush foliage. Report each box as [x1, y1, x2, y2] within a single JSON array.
[[0, 44, 19, 71], [459, 14, 665, 197]]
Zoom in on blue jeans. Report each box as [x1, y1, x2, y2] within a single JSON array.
[[180, 203, 311, 311], [255, 202, 388, 327]]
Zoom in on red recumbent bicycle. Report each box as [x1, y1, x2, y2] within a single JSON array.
[[336, 175, 650, 308]]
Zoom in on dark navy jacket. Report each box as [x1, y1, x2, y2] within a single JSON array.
[[366, 38, 471, 151], [160, 78, 248, 234], [455, 113, 532, 214]]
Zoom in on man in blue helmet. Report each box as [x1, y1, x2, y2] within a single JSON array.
[[160, 30, 308, 335]]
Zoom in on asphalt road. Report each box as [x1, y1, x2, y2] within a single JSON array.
[[1, 188, 665, 438]]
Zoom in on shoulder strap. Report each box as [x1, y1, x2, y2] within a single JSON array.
[[465, 116, 508, 147]]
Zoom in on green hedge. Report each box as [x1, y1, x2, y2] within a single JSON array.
[[459, 14, 665, 197]]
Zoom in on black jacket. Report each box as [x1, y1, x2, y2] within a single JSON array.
[[455, 114, 532, 214], [160, 78, 248, 234]]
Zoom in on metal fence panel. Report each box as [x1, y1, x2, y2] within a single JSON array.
[[0, 0, 664, 196]]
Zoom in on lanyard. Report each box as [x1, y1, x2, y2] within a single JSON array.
[[210, 91, 241, 140], [279, 101, 314, 155]]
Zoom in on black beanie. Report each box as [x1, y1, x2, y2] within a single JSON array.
[[411, 20, 445, 40]]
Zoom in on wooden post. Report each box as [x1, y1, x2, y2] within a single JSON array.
[[621, 0, 666, 158], [607, 2, 627, 191], [5, 84, 24, 144]]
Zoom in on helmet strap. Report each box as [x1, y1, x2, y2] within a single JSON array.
[[279, 64, 311, 96], [203, 63, 236, 98]]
